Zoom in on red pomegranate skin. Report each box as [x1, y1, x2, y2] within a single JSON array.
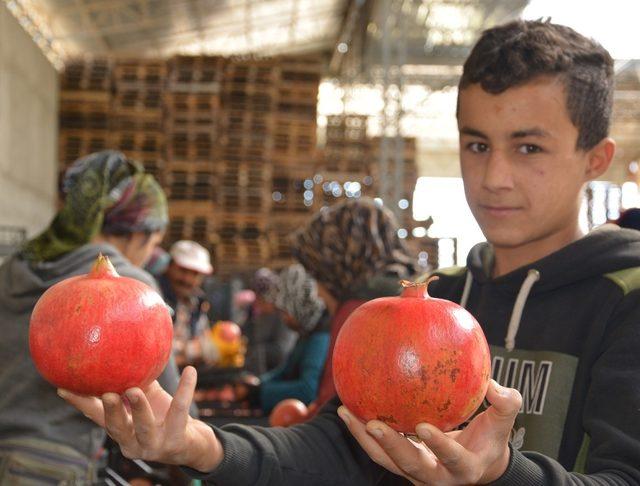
[[332, 280, 491, 433], [29, 255, 173, 396], [269, 398, 309, 427], [216, 321, 242, 342]]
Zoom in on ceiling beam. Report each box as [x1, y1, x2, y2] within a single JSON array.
[[72, 0, 111, 50], [87, 4, 343, 49]]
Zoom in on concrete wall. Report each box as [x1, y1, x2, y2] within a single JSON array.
[[0, 3, 58, 240]]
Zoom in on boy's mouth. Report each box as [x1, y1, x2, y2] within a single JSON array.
[[479, 205, 523, 216]]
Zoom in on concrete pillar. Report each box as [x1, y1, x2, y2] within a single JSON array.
[[0, 2, 58, 240]]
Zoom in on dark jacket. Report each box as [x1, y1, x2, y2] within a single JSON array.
[[187, 226, 640, 484], [0, 243, 183, 458]]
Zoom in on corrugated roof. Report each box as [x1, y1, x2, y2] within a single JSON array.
[[6, 0, 349, 65]]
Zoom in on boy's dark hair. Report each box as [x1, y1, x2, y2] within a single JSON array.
[[459, 20, 614, 150]]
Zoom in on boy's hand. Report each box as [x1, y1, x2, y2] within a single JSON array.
[[338, 380, 521, 485], [59, 366, 223, 473]]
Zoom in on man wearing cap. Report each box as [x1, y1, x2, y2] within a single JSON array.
[[159, 240, 214, 366]]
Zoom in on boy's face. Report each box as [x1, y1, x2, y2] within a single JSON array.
[[458, 76, 600, 250]]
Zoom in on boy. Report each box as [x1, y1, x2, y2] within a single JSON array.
[[62, 20, 640, 485]]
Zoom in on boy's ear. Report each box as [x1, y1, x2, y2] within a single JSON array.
[[585, 137, 616, 180]]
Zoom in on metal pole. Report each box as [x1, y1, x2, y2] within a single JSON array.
[[379, 0, 391, 205]]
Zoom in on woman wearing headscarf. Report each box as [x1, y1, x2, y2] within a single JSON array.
[[243, 268, 297, 375], [257, 264, 330, 413], [291, 197, 417, 409], [0, 150, 178, 483]]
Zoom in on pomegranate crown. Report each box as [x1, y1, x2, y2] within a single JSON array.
[[89, 253, 119, 278], [400, 275, 439, 298]]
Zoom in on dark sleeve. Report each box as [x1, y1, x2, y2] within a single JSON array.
[[491, 293, 640, 485], [259, 333, 330, 412], [184, 397, 390, 485]]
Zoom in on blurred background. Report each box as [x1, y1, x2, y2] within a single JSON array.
[[2, 0, 640, 273]]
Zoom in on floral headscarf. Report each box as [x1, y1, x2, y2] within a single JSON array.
[[275, 264, 325, 333], [292, 198, 417, 299], [23, 150, 167, 262]]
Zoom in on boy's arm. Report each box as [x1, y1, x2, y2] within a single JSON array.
[[185, 397, 388, 486]]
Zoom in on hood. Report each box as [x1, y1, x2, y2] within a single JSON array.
[[462, 225, 640, 351], [466, 225, 640, 295], [0, 243, 153, 314]]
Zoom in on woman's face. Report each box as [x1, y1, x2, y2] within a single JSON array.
[[123, 231, 165, 267]]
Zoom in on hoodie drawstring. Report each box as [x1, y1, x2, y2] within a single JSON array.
[[460, 270, 473, 309], [459, 268, 540, 352], [505, 269, 540, 352]]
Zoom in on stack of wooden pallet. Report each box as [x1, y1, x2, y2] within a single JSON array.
[[266, 56, 324, 268], [163, 56, 224, 256], [110, 60, 166, 182], [58, 59, 112, 167]]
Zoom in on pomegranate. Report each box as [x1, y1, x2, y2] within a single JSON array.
[[269, 398, 309, 427], [29, 254, 173, 396], [215, 321, 242, 343], [217, 385, 235, 403], [333, 278, 491, 433]]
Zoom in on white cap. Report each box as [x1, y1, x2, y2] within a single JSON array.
[[170, 240, 213, 275]]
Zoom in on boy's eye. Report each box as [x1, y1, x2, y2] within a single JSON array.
[[468, 142, 489, 153], [518, 144, 542, 154]]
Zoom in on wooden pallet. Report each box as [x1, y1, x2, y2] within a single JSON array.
[[60, 59, 112, 91], [271, 166, 317, 214], [166, 213, 216, 247], [221, 88, 277, 112], [272, 118, 317, 159], [168, 200, 216, 217], [218, 188, 271, 214], [326, 115, 368, 143], [167, 130, 217, 162], [323, 140, 369, 173], [112, 89, 163, 113], [368, 136, 418, 193], [167, 55, 225, 93], [278, 55, 325, 82], [110, 131, 164, 154], [266, 213, 311, 260], [214, 238, 270, 267], [220, 161, 271, 189], [117, 150, 165, 181], [59, 129, 110, 166], [110, 113, 163, 132], [223, 60, 278, 85], [221, 110, 275, 137], [216, 213, 267, 239], [165, 165, 218, 201], [276, 84, 318, 120], [59, 103, 110, 131], [113, 60, 166, 88], [164, 92, 220, 126]]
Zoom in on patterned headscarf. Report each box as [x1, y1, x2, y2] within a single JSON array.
[[23, 150, 168, 263], [292, 197, 417, 299], [275, 264, 325, 334], [251, 267, 280, 304]]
